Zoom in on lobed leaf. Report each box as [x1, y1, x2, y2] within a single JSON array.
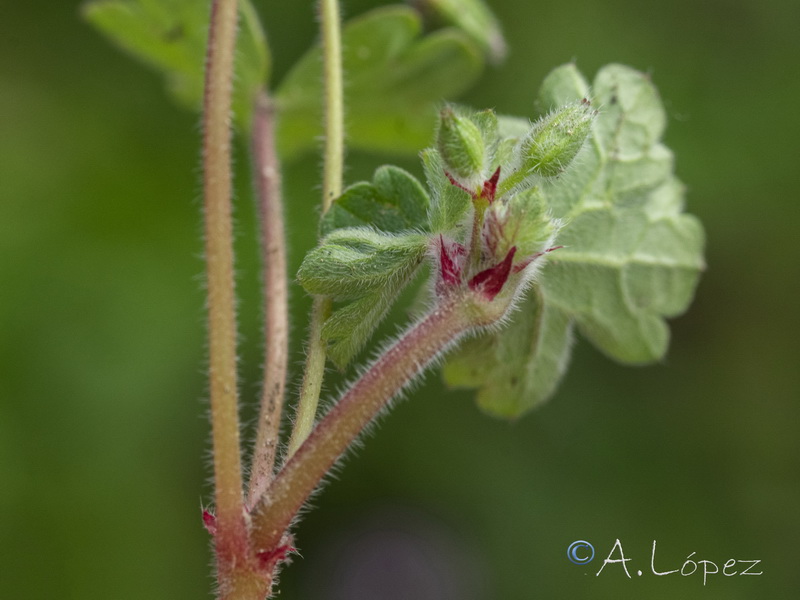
[[275, 6, 484, 158], [320, 166, 430, 236], [321, 275, 410, 369], [297, 229, 427, 300], [445, 63, 705, 418], [299, 227, 429, 368], [309, 164, 435, 368], [83, 0, 269, 131]]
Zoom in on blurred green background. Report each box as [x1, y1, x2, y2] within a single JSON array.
[[2, 0, 798, 598]]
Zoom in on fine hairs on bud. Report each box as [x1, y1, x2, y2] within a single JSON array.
[[437, 105, 486, 187], [521, 100, 596, 177]]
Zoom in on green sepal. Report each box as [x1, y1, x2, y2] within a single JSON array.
[[443, 287, 574, 418], [436, 105, 486, 184], [297, 229, 428, 300], [320, 166, 431, 237], [484, 187, 560, 260], [421, 148, 472, 233], [83, 0, 269, 131]]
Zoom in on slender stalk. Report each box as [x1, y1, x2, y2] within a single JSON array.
[[202, 0, 248, 575], [252, 291, 504, 551], [319, 0, 344, 211], [286, 297, 330, 457], [286, 0, 344, 458], [247, 92, 289, 509]]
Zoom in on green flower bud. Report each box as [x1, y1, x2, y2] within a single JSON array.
[[484, 187, 559, 261], [522, 101, 595, 177], [437, 106, 486, 184]]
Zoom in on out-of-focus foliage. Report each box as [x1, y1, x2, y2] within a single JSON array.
[[275, 5, 485, 158], [84, 2, 492, 156], [83, 0, 269, 129], [3, 0, 799, 599]]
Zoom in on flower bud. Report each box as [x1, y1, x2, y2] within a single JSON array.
[[437, 106, 486, 184], [522, 101, 595, 177], [483, 187, 559, 261]]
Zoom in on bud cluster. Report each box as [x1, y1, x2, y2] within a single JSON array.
[[432, 101, 596, 302]]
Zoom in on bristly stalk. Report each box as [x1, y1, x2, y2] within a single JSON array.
[[247, 91, 289, 509], [251, 289, 510, 552], [319, 0, 344, 210], [202, 0, 248, 572], [286, 0, 344, 459]]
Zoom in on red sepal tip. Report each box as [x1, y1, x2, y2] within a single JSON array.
[[481, 166, 501, 204], [469, 246, 517, 300], [256, 544, 297, 570], [511, 245, 563, 274], [202, 510, 217, 536]]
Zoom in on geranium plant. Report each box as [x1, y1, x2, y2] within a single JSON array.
[[85, 0, 704, 597]]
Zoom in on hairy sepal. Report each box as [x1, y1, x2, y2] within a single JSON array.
[[444, 287, 574, 418]]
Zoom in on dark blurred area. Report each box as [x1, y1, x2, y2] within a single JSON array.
[[1, 0, 798, 598]]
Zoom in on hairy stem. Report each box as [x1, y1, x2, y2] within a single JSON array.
[[247, 92, 289, 509], [286, 297, 331, 458], [203, 0, 247, 568], [319, 0, 344, 211], [286, 0, 344, 458], [252, 291, 503, 551]]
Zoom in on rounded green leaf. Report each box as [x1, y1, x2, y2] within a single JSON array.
[[297, 229, 427, 300], [321, 166, 431, 236]]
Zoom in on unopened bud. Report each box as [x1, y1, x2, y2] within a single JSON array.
[[437, 106, 485, 184], [483, 187, 560, 261], [522, 101, 595, 177]]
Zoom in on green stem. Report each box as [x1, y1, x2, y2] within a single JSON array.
[[468, 200, 487, 270], [320, 0, 344, 212], [286, 0, 344, 458], [286, 296, 331, 458], [202, 0, 247, 571], [496, 169, 529, 198], [246, 91, 289, 509], [251, 290, 506, 551]]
